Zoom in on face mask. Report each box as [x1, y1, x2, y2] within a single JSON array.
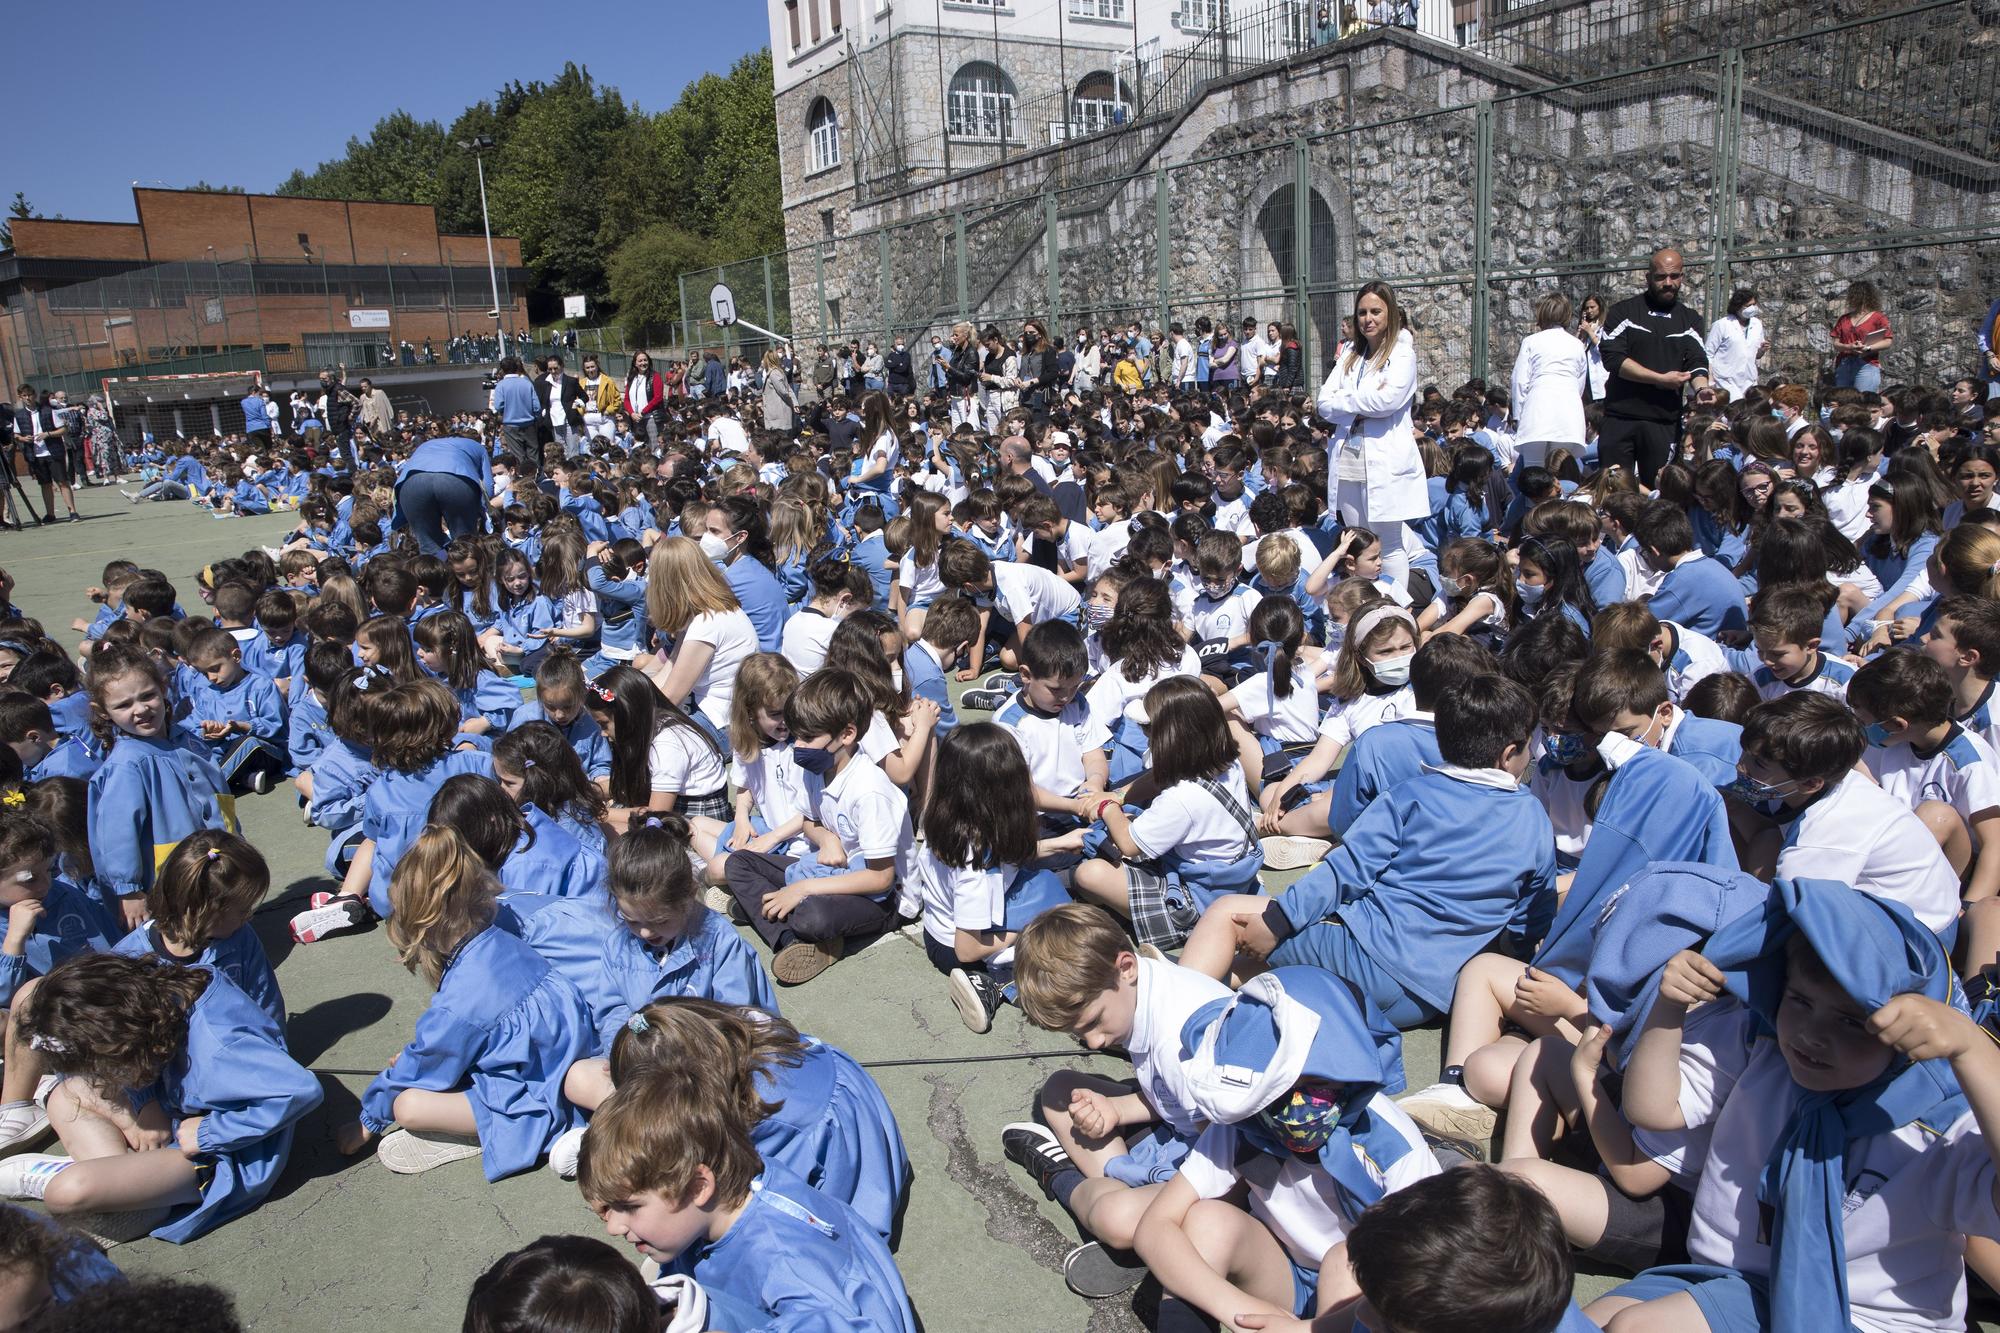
[[698, 532, 732, 564], [1718, 773, 1795, 809], [1542, 729, 1589, 767], [1596, 730, 1644, 770], [969, 591, 995, 610], [1863, 720, 1897, 748], [1515, 579, 1545, 607], [1819, 405, 1834, 423], [1370, 653, 1413, 689], [1203, 579, 1235, 600], [1082, 602, 1113, 630], [1740, 305, 1761, 320], [1257, 1083, 1347, 1156], [1324, 622, 1346, 655], [792, 744, 837, 777]]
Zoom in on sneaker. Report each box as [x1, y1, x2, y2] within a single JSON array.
[[0, 1103, 50, 1155], [0, 1153, 69, 1201], [1420, 1128, 1487, 1168], [1063, 1240, 1151, 1299], [980, 672, 1018, 691], [289, 896, 373, 944], [1396, 1081, 1499, 1145], [60, 1206, 169, 1249], [772, 939, 842, 985], [701, 885, 736, 915], [308, 890, 336, 910], [1259, 834, 1332, 871], [376, 1128, 483, 1175], [960, 688, 1011, 712], [247, 768, 275, 795], [1001, 1121, 1074, 1200], [120, 489, 141, 502], [546, 1125, 586, 1180], [948, 968, 1004, 1034]]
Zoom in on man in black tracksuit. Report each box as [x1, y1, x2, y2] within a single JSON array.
[[1599, 247, 1710, 485]]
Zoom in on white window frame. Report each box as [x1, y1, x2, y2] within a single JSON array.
[[948, 67, 1017, 142], [808, 101, 842, 174], [1070, 96, 1128, 135], [1177, 0, 1223, 31], [1068, 0, 1126, 19]]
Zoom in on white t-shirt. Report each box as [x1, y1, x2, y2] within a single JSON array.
[[1662, 621, 1732, 704], [1779, 774, 1962, 935], [1084, 647, 1202, 737], [1130, 766, 1255, 863], [778, 608, 839, 676], [1180, 1097, 1439, 1268], [1086, 519, 1133, 582], [1703, 315, 1765, 399], [647, 723, 727, 797], [898, 551, 945, 605], [1128, 956, 1232, 1134], [914, 850, 1017, 960], [682, 609, 759, 729], [866, 429, 901, 479], [1628, 996, 1738, 1189], [991, 560, 1081, 626], [550, 588, 599, 632], [859, 711, 900, 765], [996, 694, 1110, 800], [806, 753, 913, 886], [1680, 1005, 1999, 1333], [1189, 584, 1262, 644], [729, 742, 811, 844], [706, 415, 750, 456], [1228, 663, 1322, 745], [1315, 684, 1417, 753], [1868, 726, 2000, 839], [1528, 759, 1596, 865]]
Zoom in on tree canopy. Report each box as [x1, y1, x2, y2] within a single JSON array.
[[276, 54, 782, 325]]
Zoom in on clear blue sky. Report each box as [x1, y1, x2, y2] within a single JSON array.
[[3, 0, 771, 223]]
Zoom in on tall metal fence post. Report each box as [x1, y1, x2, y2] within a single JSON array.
[[815, 245, 830, 345], [954, 212, 969, 323], [878, 230, 894, 346], [1292, 135, 1312, 378], [1471, 99, 1494, 381], [1707, 48, 1743, 321], [1044, 190, 1061, 337], [677, 273, 693, 359], [1155, 163, 1172, 339]]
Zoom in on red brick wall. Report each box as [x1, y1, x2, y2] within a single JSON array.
[[7, 220, 148, 261], [133, 189, 255, 260], [348, 202, 444, 265]]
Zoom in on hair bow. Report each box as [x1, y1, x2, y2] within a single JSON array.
[[520, 756, 537, 769], [205, 847, 221, 861], [0, 790, 22, 808], [29, 1034, 68, 1056], [626, 1013, 649, 1034], [591, 684, 617, 704]]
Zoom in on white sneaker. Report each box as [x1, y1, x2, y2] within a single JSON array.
[[0, 1103, 50, 1155], [701, 885, 736, 915], [0, 1152, 70, 1201], [375, 1128, 482, 1175], [546, 1124, 586, 1180], [61, 1206, 169, 1248], [1259, 835, 1332, 870], [1396, 1081, 1499, 1144]]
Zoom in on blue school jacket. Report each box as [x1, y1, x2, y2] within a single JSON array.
[[114, 921, 284, 1033], [28, 733, 104, 783], [849, 532, 893, 612], [150, 968, 322, 1242], [87, 734, 235, 900], [508, 890, 619, 994], [188, 672, 287, 753], [287, 680, 331, 772], [1584, 543, 1628, 609], [361, 924, 592, 1179], [455, 671, 521, 734], [1668, 712, 1743, 787], [902, 642, 958, 738], [1279, 770, 1558, 1014], [363, 750, 496, 916], [0, 878, 120, 1007], [242, 630, 307, 687], [46, 692, 90, 740], [747, 1037, 910, 1245], [502, 806, 607, 902], [587, 906, 778, 1050], [1645, 554, 1748, 637], [1327, 717, 1441, 835], [511, 702, 612, 780], [668, 1164, 919, 1333], [306, 737, 376, 836], [1531, 747, 1735, 987], [585, 565, 650, 660]]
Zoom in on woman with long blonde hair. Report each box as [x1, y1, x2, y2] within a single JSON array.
[[641, 536, 760, 742], [1314, 280, 1426, 593]]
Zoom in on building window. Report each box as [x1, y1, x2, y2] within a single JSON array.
[[829, 0, 842, 30], [1177, 0, 1222, 29], [786, 0, 801, 48], [821, 209, 837, 239], [1068, 0, 1126, 17], [1070, 71, 1133, 135], [948, 62, 1017, 141], [808, 99, 842, 173]]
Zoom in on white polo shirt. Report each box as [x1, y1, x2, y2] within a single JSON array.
[[805, 752, 913, 888], [995, 692, 1109, 800], [1130, 767, 1255, 863], [647, 723, 728, 797], [1228, 662, 1323, 746], [1778, 774, 1962, 935], [1127, 956, 1232, 1134], [729, 742, 811, 844], [991, 560, 1080, 626]]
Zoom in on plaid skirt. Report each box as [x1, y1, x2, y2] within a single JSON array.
[[675, 787, 731, 821], [1125, 864, 1202, 951]]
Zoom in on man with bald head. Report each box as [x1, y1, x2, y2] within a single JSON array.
[[1598, 246, 1710, 485]]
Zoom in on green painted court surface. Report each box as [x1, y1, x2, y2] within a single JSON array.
[[13, 486, 1997, 1331]]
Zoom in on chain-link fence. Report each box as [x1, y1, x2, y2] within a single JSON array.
[[655, 0, 1997, 394]]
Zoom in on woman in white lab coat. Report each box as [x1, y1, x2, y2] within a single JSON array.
[[1509, 291, 1589, 471], [1315, 280, 1427, 592]]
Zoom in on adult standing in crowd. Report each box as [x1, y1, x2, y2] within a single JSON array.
[[884, 335, 914, 397], [539, 355, 585, 461], [320, 366, 358, 458], [1831, 279, 1893, 392], [624, 351, 664, 444], [358, 378, 394, 440], [85, 393, 125, 485], [701, 350, 729, 401], [394, 433, 490, 557], [490, 355, 543, 474], [1704, 287, 1765, 400], [1598, 247, 1708, 485], [1575, 293, 1609, 401], [1315, 281, 1425, 591], [1509, 291, 1589, 470], [12, 386, 79, 523], [761, 349, 797, 439]]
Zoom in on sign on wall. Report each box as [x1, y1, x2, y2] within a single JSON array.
[[348, 309, 391, 330]]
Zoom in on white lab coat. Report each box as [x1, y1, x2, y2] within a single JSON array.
[[1510, 327, 1589, 467], [1315, 329, 1427, 524]]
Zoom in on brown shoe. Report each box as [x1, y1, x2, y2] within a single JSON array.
[[772, 938, 843, 985]]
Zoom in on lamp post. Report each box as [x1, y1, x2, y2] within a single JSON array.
[[458, 135, 505, 359]]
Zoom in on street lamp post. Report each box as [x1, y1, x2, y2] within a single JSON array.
[[459, 135, 506, 359]]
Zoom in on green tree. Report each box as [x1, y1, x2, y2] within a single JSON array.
[[187, 181, 246, 193], [0, 193, 39, 250], [606, 224, 713, 334]]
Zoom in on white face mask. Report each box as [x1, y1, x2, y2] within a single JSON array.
[[698, 532, 732, 564], [1740, 305, 1761, 321], [1370, 653, 1414, 689]]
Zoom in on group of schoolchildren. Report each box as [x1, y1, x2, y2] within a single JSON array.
[[0, 349, 1993, 1333]]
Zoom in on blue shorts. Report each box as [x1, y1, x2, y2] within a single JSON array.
[[1269, 918, 1439, 1030], [1102, 1122, 1194, 1189], [1606, 1264, 1819, 1333]]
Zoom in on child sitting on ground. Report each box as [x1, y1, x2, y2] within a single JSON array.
[[181, 626, 288, 797]]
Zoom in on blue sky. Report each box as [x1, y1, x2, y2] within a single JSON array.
[[4, 0, 771, 223]]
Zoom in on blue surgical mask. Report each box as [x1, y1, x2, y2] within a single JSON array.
[[792, 744, 837, 777], [1863, 720, 1897, 748], [1515, 579, 1546, 606]]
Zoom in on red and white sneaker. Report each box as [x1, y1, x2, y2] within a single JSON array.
[[290, 896, 373, 943]]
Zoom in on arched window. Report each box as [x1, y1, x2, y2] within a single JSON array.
[[807, 98, 841, 173], [948, 62, 1017, 141], [1070, 71, 1134, 136]]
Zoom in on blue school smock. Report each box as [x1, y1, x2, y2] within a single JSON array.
[[727, 557, 790, 653], [80, 602, 119, 642], [589, 906, 779, 1050], [363, 750, 495, 916], [1531, 746, 1735, 988], [0, 1204, 120, 1303], [509, 891, 619, 997], [242, 631, 307, 686], [456, 583, 507, 637], [188, 672, 288, 756], [1690, 507, 1749, 569], [286, 679, 330, 772], [778, 549, 810, 605], [1668, 712, 1743, 787], [46, 692, 90, 741], [1584, 542, 1628, 608], [502, 805, 606, 901], [28, 733, 103, 783], [848, 533, 893, 612], [561, 495, 613, 545], [360, 924, 592, 1180], [1859, 530, 1940, 624], [511, 702, 612, 781], [114, 921, 284, 1033], [150, 968, 322, 1243], [1276, 770, 1557, 1016], [668, 1164, 918, 1333], [305, 737, 376, 835], [456, 671, 520, 734], [902, 642, 958, 738], [584, 563, 650, 664], [748, 1037, 910, 1244], [1326, 716, 1442, 835], [228, 479, 270, 515], [498, 595, 559, 653], [0, 879, 119, 1007], [1645, 554, 1749, 637], [86, 734, 235, 901], [547, 802, 607, 858]]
